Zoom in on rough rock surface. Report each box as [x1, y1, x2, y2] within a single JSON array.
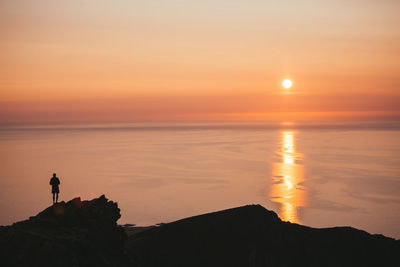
[[1, 199, 399, 267], [0, 195, 129, 267], [126, 205, 400, 267]]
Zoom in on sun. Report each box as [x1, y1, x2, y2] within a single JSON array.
[[282, 79, 292, 89]]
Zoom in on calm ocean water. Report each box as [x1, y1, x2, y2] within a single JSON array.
[[1, 122, 399, 238]]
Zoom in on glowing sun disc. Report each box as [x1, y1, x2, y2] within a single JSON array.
[[283, 79, 292, 89]]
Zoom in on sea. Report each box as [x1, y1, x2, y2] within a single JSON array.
[[1, 121, 399, 238]]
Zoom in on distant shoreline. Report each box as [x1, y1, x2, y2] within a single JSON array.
[[1, 120, 400, 132]]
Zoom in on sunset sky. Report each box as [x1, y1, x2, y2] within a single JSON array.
[[1, 0, 399, 123]]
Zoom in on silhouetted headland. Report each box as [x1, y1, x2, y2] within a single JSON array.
[[0, 195, 128, 267], [1, 196, 399, 267]]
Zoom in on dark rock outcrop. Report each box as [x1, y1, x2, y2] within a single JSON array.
[[0, 195, 129, 267], [1, 199, 399, 267], [126, 205, 400, 267]]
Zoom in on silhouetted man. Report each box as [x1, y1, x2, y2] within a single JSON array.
[[50, 173, 60, 204]]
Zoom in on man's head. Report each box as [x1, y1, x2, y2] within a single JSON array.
[[53, 173, 56, 177]]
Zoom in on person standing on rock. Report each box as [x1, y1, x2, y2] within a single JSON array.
[[50, 173, 60, 204]]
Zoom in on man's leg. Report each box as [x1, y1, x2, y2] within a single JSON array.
[[56, 193, 59, 203], [52, 193, 55, 204]]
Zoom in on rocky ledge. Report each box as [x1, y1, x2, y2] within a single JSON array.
[[1, 197, 399, 267], [0, 195, 128, 267]]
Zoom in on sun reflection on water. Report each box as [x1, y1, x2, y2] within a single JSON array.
[[270, 131, 306, 223]]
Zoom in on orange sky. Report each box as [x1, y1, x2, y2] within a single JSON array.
[[1, 0, 399, 123]]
